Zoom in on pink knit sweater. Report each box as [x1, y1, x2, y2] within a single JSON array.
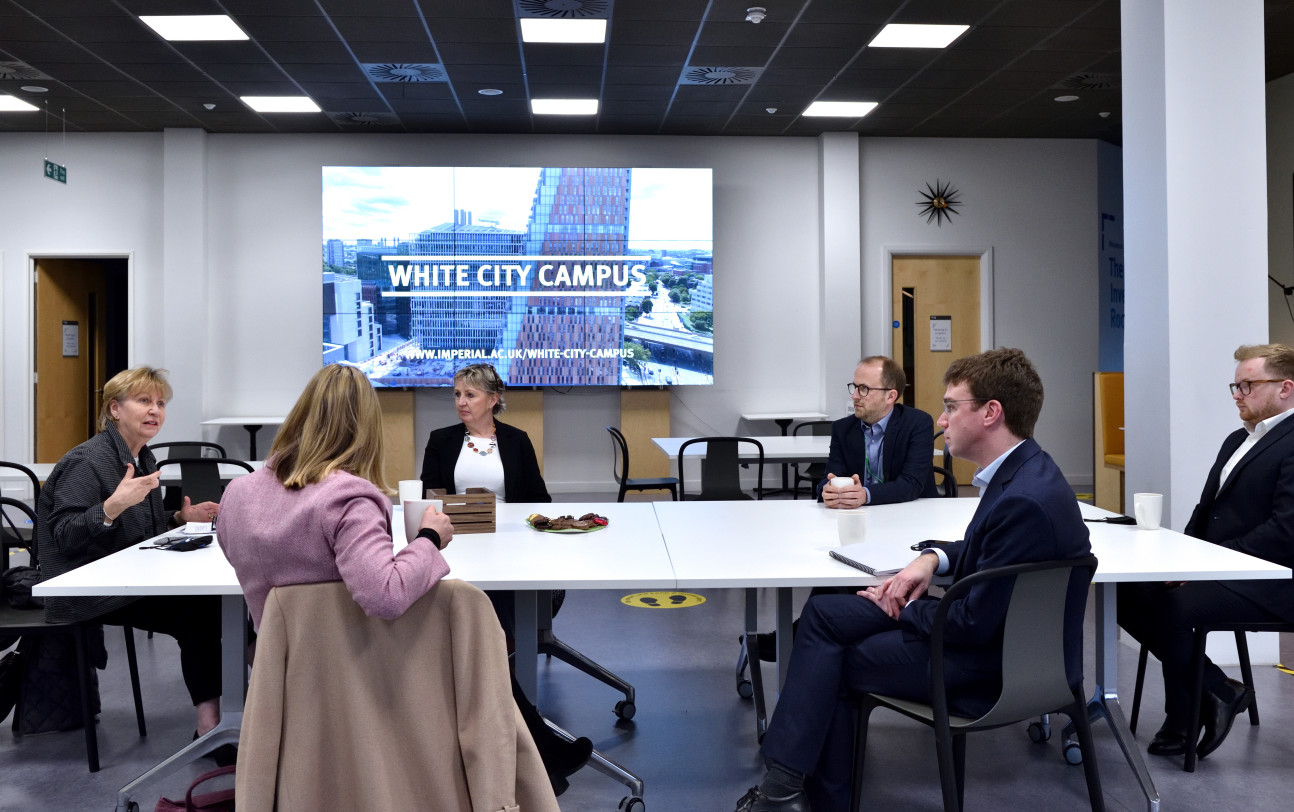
[[217, 467, 450, 630]]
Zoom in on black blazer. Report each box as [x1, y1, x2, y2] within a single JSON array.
[[817, 402, 939, 503], [1185, 414, 1294, 622], [420, 419, 551, 503]]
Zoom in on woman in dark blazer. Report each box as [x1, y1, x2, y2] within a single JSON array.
[[418, 363, 588, 794]]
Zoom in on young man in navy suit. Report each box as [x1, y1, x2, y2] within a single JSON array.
[[736, 348, 1091, 812], [818, 355, 938, 508], [1118, 343, 1294, 760]]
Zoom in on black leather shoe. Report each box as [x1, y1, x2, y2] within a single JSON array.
[[1197, 678, 1253, 759], [739, 632, 779, 662], [1146, 727, 1188, 756], [542, 735, 592, 796], [735, 785, 809, 812]]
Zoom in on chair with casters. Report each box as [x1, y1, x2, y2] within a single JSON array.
[[677, 436, 765, 502], [606, 426, 678, 501], [933, 431, 958, 498], [790, 420, 832, 500], [849, 556, 1103, 812], [0, 461, 41, 559], [0, 498, 147, 772], [1128, 620, 1294, 771], [156, 457, 254, 505]]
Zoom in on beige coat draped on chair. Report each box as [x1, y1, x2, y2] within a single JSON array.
[[235, 579, 560, 812]]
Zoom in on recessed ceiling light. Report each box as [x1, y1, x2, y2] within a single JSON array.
[[0, 95, 39, 112], [1054, 95, 1080, 102], [20, 85, 48, 93], [240, 96, 321, 113], [532, 99, 599, 116], [869, 24, 969, 49], [520, 19, 607, 44], [478, 88, 504, 96], [140, 15, 249, 41], [803, 101, 878, 118]]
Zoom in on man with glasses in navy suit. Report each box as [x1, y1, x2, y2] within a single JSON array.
[[1119, 343, 1294, 761]]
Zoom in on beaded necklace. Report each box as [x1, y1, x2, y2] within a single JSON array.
[[464, 428, 497, 456]]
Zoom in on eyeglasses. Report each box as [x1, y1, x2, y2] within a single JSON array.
[[847, 382, 894, 397], [1229, 379, 1285, 396], [941, 398, 985, 414]]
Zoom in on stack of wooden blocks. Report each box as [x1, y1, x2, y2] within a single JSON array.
[[429, 487, 496, 534]]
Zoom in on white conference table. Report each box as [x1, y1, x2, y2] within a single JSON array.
[[654, 497, 1290, 812]]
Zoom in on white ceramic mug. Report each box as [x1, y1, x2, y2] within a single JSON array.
[[1133, 492, 1163, 530], [837, 511, 867, 546], [398, 479, 424, 504], [402, 499, 444, 543]]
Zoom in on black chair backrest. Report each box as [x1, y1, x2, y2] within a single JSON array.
[[677, 437, 764, 501], [150, 441, 227, 460], [607, 426, 630, 486], [793, 420, 833, 438], [0, 460, 41, 501], [156, 457, 254, 504], [1, 496, 38, 563], [932, 431, 957, 497]]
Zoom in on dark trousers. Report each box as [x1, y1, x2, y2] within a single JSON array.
[[97, 595, 222, 706], [1117, 580, 1281, 728]]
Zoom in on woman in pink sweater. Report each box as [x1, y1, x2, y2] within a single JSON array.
[[217, 364, 453, 630]]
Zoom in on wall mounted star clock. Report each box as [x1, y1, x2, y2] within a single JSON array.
[[917, 179, 963, 226]]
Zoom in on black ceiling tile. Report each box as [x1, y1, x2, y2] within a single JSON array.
[[605, 66, 685, 85], [1082, 52, 1121, 74], [83, 41, 185, 62], [954, 26, 1053, 51], [277, 62, 362, 83], [458, 98, 529, 116], [299, 84, 382, 101], [956, 87, 1041, 107], [984, 0, 1108, 29], [520, 46, 606, 67], [600, 98, 670, 115], [524, 66, 602, 85], [426, 16, 518, 43], [799, 0, 904, 25], [59, 110, 146, 129], [237, 16, 339, 41], [315, 98, 392, 111], [612, 0, 716, 22], [107, 96, 187, 113], [834, 66, 914, 88], [206, 80, 301, 95], [861, 102, 931, 119], [934, 49, 1018, 72], [58, 79, 152, 96], [332, 17, 430, 42], [265, 117, 342, 133], [0, 42, 97, 64], [607, 18, 700, 45], [259, 41, 356, 62], [857, 47, 945, 71], [658, 117, 726, 135], [168, 41, 266, 62], [200, 63, 290, 83], [699, 20, 791, 48], [886, 86, 963, 106], [905, 69, 992, 89], [672, 84, 752, 101], [385, 99, 468, 115], [221, 0, 321, 15], [1011, 49, 1104, 74], [1032, 26, 1118, 52], [600, 85, 674, 102], [40, 16, 156, 43], [527, 83, 602, 98], [436, 41, 520, 65], [669, 99, 739, 116], [445, 65, 526, 84], [606, 45, 692, 67], [1072, 1, 1121, 29], [782, 24, 873, 50], [15, 61, 109, 81], [756, 67, 844, 86], [977, 70, 1070, 91], [378, 82, 456, 100], [767, 47, 856, 70], [688, 46, 777, 65], [0, 15, 70, 42], [347, 42, 442, 62]]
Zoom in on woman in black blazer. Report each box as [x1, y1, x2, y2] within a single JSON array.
[[418, 363, 587, 793]]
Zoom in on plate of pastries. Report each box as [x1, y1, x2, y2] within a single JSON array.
[[526, 512, 609, 533]]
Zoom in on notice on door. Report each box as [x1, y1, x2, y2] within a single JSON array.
[[930, 315, 952, 352], [62, 321, 79, 357]]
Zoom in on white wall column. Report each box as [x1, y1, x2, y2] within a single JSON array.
[[160, 128, 209, 440], [819, 132, 862, 404], [1123, 0, 1272, 663]]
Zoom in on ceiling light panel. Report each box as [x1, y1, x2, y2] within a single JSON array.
[[869, 24, 969, 49], [803, 101, 878, 117], [140, 15, 249, 41], [0, 95, 40, 111], [241, 96, 322, 113], [532, 99, 599, 115], [521, 19, 607, 43]]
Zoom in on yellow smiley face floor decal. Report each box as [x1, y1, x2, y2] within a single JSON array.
[[621, 591, 706, 608]]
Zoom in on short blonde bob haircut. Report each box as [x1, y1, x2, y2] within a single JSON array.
[[454, 363, 507, 415], [268, 363, 391, 493], [99, 366, 173, 432]]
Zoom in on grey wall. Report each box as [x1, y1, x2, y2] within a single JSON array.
[[1, 130, 1102, 491]]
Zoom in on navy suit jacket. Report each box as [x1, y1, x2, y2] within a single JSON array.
[[419, 420, 551, 503], [1185, 413, 1294, 622], [816, 403, 938, 503], [899, 439, 1092, 698]]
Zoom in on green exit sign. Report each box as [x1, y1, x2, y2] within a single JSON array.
[[43, 159, 66, 184]]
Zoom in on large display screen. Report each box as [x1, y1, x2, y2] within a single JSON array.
[[322, 166, 713, 387]]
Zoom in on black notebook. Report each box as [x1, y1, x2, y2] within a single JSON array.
[[828, 541, 917, 576]]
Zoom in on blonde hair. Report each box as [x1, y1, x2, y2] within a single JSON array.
[[454, 363, 506, 415], [100, 366, 173, 432], [1235, 343, 1294, 381], [268, 364, 391, 493]]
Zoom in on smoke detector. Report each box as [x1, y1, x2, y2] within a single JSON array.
[[746, 7, 766, 24]]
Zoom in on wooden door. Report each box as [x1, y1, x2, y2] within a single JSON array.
[[891, 255, 980, 485], [34, 259, 109, 462]]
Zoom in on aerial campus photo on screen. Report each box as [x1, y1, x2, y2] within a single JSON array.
[[322, 166, 714, 387]]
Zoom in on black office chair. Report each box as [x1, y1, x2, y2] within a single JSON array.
[[606, 426, 678, 501], [0, 498, 147, 772], [156, 457, 254, 504], [1128, 620, 1294, 771], [850, 556, 1103, 812], [933, 431, 958, 497], [0, 461, 40, 560], [791, 420, 832, 500], [677, 437, 765, 501]]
